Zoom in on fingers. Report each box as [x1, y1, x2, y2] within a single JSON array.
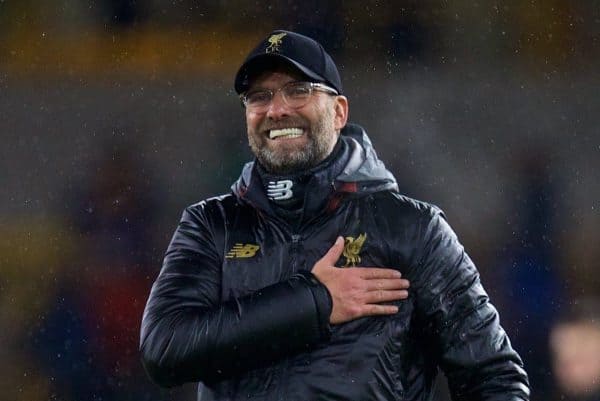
[[357, 267, 403, 279], [319, 236, 345, 265], [335, 302, 401, 324], [362, 289, 409, 304], [365, 278, 410, 291], [361, 304, 399, 316]]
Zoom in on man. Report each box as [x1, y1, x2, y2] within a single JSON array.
[[140, 30, 530, 401]]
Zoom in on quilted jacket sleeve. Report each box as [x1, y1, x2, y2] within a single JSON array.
[[413, 208, 530, 401], [139, 204, 332, 387]]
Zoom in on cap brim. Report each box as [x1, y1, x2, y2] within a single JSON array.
[[234, 53, 326, 94]]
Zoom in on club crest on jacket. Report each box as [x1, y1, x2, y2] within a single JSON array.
[[342, 233, 367, 267]]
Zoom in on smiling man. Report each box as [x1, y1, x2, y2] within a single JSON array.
[[140, 30, 530, 401], [244, 69, 345, 174]]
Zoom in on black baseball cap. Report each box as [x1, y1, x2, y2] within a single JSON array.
[[234, 30, 343, 95]]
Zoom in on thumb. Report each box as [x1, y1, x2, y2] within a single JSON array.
[[320, 236, 345, 266]]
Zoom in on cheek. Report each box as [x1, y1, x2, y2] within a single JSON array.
[[314, 99, 340, 130], [246, 111, 259, 129]]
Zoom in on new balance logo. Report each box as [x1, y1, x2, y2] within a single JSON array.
[[226, 243, 260, 258], [267, 180, 293, 200]]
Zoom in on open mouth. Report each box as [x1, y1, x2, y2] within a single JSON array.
[[268, 127, 304, 140]]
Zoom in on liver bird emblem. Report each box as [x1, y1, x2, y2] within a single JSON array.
[[342, 233, 367, 267], [266, 32, 287, 53]]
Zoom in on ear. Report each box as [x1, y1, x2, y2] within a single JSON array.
[[333, 96, 348, 131]]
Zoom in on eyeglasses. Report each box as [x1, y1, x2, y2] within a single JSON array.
[[240, 81, 339, 112]]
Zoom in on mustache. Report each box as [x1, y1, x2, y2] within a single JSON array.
[[260, 117, 308, 132]]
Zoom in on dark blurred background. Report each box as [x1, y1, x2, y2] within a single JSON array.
[[1, 1, 599, 400]]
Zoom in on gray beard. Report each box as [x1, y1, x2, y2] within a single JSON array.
[[249, 111, 335, 175]]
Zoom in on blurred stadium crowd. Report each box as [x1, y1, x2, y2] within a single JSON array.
[[1, 1, 599, 400]]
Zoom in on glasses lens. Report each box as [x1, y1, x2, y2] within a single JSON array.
[[282, 82, 312, 108], [244, 82, 316, 111], [245, 90, 272, 110]]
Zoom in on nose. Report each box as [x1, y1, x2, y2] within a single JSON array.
[[265, 91, 291, 120]]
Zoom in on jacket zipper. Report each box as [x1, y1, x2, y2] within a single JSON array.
[[272, 234, 302, 401], [290, 234, 301, 273]]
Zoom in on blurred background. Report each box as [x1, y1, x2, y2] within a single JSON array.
[[1, 1, 599, 400]]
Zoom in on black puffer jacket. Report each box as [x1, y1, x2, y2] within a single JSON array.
[[140, 123, 530, 401]]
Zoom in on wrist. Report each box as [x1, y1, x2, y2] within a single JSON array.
[[294, 270, 333, 339]]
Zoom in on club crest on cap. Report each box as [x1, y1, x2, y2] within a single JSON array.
[[265, 32, 287, 53]]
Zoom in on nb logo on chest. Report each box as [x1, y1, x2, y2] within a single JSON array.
[[226, 243, 260, 259]]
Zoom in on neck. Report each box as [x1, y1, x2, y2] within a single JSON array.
[[257, 138, 343, 210]]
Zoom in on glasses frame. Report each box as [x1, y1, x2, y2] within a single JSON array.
[[240, 81, 339, 112]]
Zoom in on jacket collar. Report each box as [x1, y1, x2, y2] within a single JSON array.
[[231, 123, 398, 220]]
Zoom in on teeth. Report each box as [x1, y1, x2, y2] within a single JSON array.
[[269, 128, 304, 139]]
